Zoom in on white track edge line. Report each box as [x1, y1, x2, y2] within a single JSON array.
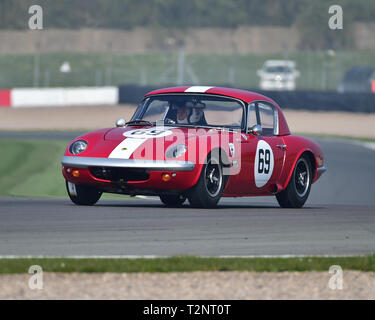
[[0, 254, 370, 259]]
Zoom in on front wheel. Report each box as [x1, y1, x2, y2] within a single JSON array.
[[66, 181, 102, 206], [276, 155, 312, 208], [187, 155, 225, 208], [159, 194, 186, 207]]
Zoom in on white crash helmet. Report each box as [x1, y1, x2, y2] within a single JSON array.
[[189, 108, 204, 124]]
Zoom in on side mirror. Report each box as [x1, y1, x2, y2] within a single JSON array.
[[250, 124, 262, 136], [116, 118, 126, 127]]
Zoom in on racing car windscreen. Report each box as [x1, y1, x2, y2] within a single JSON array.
[[133, 95, 244, 129]]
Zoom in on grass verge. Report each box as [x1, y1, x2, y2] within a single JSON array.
[[0, 256, 374, 274], [0, 138, 68, 198], [0, 138, 129, 199]]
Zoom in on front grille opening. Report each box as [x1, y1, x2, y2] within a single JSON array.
[[90, 167, 149, 182]]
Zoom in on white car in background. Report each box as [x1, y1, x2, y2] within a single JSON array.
[[257, 60, 300, 91]]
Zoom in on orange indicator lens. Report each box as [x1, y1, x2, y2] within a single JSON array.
[[162, 173, 171, 182], [72, 170, 80, 177]]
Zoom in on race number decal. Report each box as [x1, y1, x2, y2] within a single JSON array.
[[110, 128, 174, 159], [254, 140, 274, 188], [123, 128, 173, 139]]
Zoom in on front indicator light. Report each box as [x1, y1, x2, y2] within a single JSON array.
[[72, 170, 80, 177], [162, 173, 171, 182]]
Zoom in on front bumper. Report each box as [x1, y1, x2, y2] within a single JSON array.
[[61, 156, 195, 171], [61, 156, 199, 194], [315, 165, 327, 181], [317, 166, 327, 175]]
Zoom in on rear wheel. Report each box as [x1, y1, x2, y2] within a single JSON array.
[[187, 155, 225, 208], [276, 155, 312, 208], [66, 181, 102, 206], [159, 194, 186, 207]]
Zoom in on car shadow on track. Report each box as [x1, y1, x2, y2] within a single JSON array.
[[70, 201, 324, 210]]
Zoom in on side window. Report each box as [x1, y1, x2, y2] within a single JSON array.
[[258, 102, 274, 135], [247, 103, 258, 130]]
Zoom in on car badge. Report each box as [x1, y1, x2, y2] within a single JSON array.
[[229, 143, 235, 157]]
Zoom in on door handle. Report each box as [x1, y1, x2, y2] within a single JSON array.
[[276, 144, 287, 150]]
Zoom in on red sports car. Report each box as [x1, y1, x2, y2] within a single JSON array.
[[62, 86, 326, 208]]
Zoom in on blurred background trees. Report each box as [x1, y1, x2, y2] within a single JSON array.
[[1, 0, 374, 50], [0, 0, 374, 90]]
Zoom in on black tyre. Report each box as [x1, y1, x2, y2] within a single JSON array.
[[276, 155, 312, 208], [66, 181, 102, 206], [159, 194, 187, 207], [187, 154, 225, 208]]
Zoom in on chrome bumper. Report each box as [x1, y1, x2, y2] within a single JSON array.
[[61, 156, 195, 171], [317, 166, 327, 174]]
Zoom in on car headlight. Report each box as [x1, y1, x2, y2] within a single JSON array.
[[165, 144, 187, 159], [69, 140, 88, 155]]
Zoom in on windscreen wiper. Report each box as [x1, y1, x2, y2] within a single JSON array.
[[125, 119, 154, 126]]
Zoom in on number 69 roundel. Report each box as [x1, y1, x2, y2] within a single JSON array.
[[254, 140, 274, 188]]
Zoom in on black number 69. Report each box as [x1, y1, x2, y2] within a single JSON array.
[[258, 149, 270, 174]]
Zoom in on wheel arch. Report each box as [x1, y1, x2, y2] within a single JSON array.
[[187, 146, 229, 208], [197, 146, 230, 186], [281, 149, 317, 190], [207, 147, 230, 166]]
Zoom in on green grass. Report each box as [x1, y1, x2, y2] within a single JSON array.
[[0, 138, 68, 197], [0, 256, 374, 274], [0, 138, 129, 199], [1, 51, 375, 90]]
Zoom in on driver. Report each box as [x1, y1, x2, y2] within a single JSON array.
[[176, 105, 190, 124], [175, 102, 206, 125]]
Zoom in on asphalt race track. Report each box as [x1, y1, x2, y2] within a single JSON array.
[[0, 133, 374, 256]]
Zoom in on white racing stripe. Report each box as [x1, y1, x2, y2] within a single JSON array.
[[184, 86, 213, 93], [108, 138, 146, 159]]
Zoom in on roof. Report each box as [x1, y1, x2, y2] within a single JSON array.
[[145, 86, 277, 104], [263, 60, 296, 67], [145, 86, 290, 136]]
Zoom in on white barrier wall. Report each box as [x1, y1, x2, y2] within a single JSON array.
[[11, 87, 119, 107]]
